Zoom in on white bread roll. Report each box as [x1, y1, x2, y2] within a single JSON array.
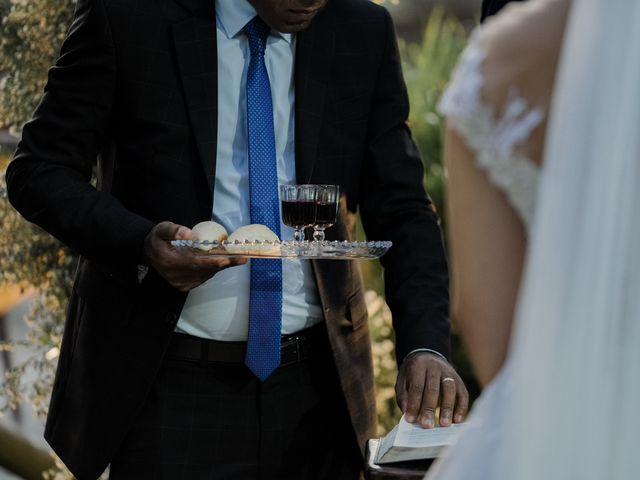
[[191, 221, 228, 251], [226, 224, 280, 254]]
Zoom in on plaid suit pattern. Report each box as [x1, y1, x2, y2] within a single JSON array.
[[6, 0, 450, 477]]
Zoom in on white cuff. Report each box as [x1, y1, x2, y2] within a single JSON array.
[[404, 348, 448, 363]]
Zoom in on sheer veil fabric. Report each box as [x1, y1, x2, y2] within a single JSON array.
[[428, 0, 640, 478], [503, 0, 640, 476]]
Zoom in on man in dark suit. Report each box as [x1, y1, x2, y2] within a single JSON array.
[[482, 0, 524, 21], [6, 0, 468, 478]]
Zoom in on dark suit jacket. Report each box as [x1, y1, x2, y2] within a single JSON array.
[[6, 0, 450, 478], [481, 0, 524, 21]]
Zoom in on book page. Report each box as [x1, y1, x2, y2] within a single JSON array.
[[378, 422, 399, 459], [375, 415, 466, 464], [394, 415, 464, 448]]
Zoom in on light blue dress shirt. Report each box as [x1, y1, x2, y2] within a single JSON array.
[[176, 0, 324, 341]]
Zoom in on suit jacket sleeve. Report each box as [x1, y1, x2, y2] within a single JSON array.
[[5, 0, 154, 279], [358, 9, 451, 363], [481, 0, 524, 22]]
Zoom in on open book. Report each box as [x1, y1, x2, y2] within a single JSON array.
[[375, 415, 464, 464]]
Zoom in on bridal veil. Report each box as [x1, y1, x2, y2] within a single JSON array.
[[503, 0, 640, 477], [428, 0, 640, 478]]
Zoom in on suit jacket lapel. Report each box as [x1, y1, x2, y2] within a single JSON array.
[[171, 4, 218, 195], [295, 11, 334, 184], [171, 1, 333, 194]]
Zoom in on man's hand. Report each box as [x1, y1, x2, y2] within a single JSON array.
[[143, 221, 247, 292], [396, 352, 469, 428]]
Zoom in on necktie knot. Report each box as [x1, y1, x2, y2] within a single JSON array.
[[243, 16, 271, 56]]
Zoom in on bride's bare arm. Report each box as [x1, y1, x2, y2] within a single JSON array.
[[445, 125, 526, 386], [442, 0, 566, 386]]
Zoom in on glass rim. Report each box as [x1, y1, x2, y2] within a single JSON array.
[[279, 183, 317, 190], [279, 183, 339, 188]]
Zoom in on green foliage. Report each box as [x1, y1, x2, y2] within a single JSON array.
[[367, 290, 400, 435], [0, 0, 74, 132], [0, 0, 76, 419], [401, 8, 467, 216], [0, 1, 11, 26], [0, 171, 74, 418]]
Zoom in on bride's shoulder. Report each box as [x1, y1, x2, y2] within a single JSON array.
[[441, 0, 570, 120], [437, 0, 570, 228], [480, 0, 570, 108], [482, 0, 569, 49]]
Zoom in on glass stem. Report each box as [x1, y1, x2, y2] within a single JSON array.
[[294, 227, 305, 242], [313, 227, 325, 242]]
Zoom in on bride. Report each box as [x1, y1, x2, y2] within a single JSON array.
[[427, 0, 640, 478]]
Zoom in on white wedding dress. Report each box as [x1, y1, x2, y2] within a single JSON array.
[[426, 0, 640, 478]]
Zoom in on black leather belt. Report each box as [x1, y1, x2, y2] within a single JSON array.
[[165, 323, 325, 368]]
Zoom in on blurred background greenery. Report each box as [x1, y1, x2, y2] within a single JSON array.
[[0, 0, 480, 477]]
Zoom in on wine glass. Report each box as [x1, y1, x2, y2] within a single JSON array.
[[313, 185, 339, 242], [280, 184, 317, 242]]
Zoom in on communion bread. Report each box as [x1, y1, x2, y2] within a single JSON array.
[[190, 221, 228, 251], [225, 224, 280, 254]]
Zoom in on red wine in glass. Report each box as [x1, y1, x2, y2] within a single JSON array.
[[279, 184, 317, 241], [282, 200, 317, 228], [315, 202, 338, 228], [313, 185, 339, 242]]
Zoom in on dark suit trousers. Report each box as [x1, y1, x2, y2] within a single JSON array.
[[109, 326, 363, 480]]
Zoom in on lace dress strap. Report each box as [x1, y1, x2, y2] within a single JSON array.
[[439, 30, 544, 230]]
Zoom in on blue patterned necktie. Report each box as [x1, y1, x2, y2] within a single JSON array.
[[243, 17, 283, 381]]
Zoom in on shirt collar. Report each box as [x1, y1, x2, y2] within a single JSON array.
[[215, 0, 293, 44]]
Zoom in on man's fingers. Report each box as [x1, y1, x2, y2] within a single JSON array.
[[454, 380, 470, 423], [192, 255, 247, 272], [218, 256, 248, 268], [175, 225, 192, 240], [145, 221, 250, 293], [396, 353, 469, 429], [228, 257, 249, 266], [395, 371, 407, 412], [145, 222, 191, 264], [167, 256, 248, 291], [438, 377, 456, 426], [417, 370, 440, 428], [154, 221, 187, 240], [403, 373, 426, 424]]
